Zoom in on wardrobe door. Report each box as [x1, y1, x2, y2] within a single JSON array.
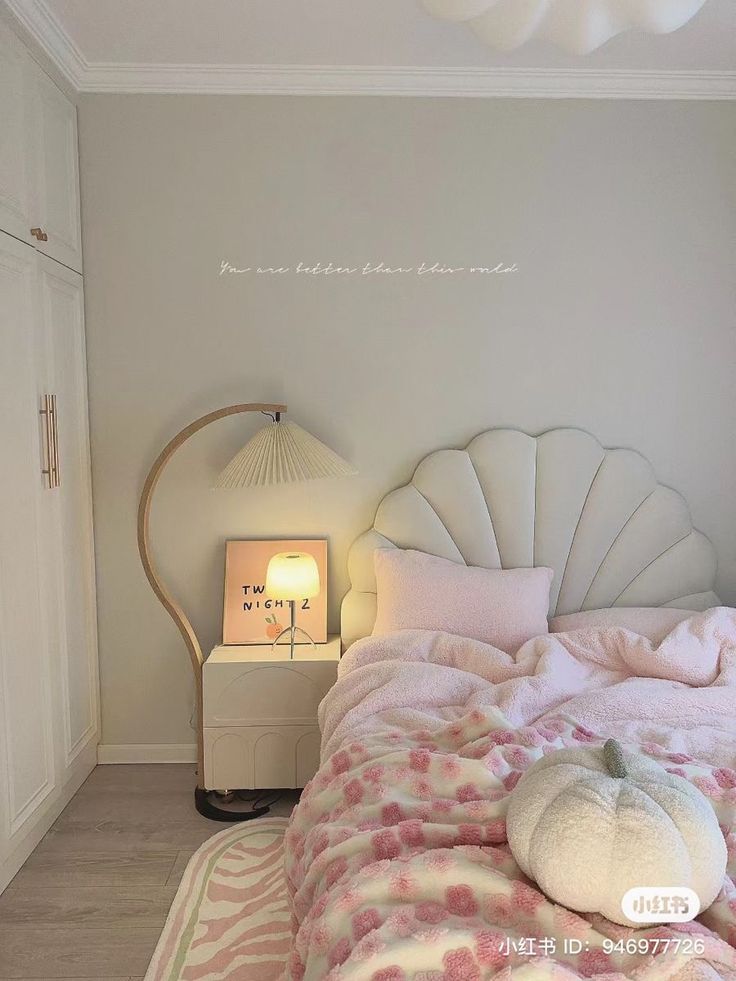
[[0, 22, 32, 244], [27, 63, 82, 274], [38, 255, 99, 778], [0, 232, 57, 865]]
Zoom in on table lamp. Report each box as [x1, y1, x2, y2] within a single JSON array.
[[137, 402, 356, 821], [265, 551, 320, 658]]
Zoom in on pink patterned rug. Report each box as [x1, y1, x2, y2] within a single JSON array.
[[145, 817, 291, 981]]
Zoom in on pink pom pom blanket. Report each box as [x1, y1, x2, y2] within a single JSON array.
[[285, 608, 736, 980]]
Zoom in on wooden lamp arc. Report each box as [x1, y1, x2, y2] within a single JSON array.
[[136, 401, 354, 821]]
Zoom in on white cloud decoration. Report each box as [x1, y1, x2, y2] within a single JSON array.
[[421, 0, 709, 54]]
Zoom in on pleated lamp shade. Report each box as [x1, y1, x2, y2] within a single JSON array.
[[215, 420, 357, 488]]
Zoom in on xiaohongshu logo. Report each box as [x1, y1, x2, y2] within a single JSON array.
[[622, 887, 700, 923]]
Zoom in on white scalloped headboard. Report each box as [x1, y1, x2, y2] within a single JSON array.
[[341, 428, 720, 649]]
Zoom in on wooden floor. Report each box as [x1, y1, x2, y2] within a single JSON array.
[[0, 764, 299, 980]]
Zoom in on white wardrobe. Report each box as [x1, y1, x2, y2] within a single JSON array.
[[0, 19, 99, 892]]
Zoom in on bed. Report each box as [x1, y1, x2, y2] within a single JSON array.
[[284, 427, 735, 980]]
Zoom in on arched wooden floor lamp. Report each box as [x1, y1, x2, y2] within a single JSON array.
[[137, 403, 356, 821]]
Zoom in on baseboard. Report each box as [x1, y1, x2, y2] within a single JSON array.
[[0, 740, 97, 895], [97, 743, 198, 764]]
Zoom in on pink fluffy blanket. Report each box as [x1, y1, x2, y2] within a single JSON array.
[[285, 609, 736, 981]]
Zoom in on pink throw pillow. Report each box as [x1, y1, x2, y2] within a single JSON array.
[[549, 607, 696, 644], [372, 549, 553, 653]]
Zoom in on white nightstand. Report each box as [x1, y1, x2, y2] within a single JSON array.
[[202, 635, 341, 791]]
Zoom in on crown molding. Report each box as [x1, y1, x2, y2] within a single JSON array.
[[3, 0, 735, 99], [77, 64, 736, 99], [2, 0, 84, 87]]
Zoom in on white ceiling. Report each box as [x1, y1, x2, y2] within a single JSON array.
[[4, 0, 736, 97]]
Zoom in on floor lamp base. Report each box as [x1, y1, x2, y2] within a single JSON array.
[[194, 786, 271, 822]]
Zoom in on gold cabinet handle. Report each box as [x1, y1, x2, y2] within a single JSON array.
[[40, 394, 54, 488], [30, 227, 49, 242], [39, 394, 59, 489], [50, 394, 60, 488]]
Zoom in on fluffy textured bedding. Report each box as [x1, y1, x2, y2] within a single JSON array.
[[285, 609, 736, 981]]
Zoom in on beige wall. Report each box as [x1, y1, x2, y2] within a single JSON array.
[[78, 95, 736, 749]]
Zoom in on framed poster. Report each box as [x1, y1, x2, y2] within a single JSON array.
[[223, 539, 328, 645]]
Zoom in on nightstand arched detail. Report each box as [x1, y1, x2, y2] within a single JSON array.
[[202, 637, 340, 791], [206, 665, 327, 726]]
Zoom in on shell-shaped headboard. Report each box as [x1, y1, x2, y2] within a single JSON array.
[[341, 428, 720, 649]]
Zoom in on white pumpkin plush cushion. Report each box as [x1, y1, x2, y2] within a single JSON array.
[[506, 739, 727, 927]]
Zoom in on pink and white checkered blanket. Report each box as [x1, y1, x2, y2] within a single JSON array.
[[285, 609, 736, 981]]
